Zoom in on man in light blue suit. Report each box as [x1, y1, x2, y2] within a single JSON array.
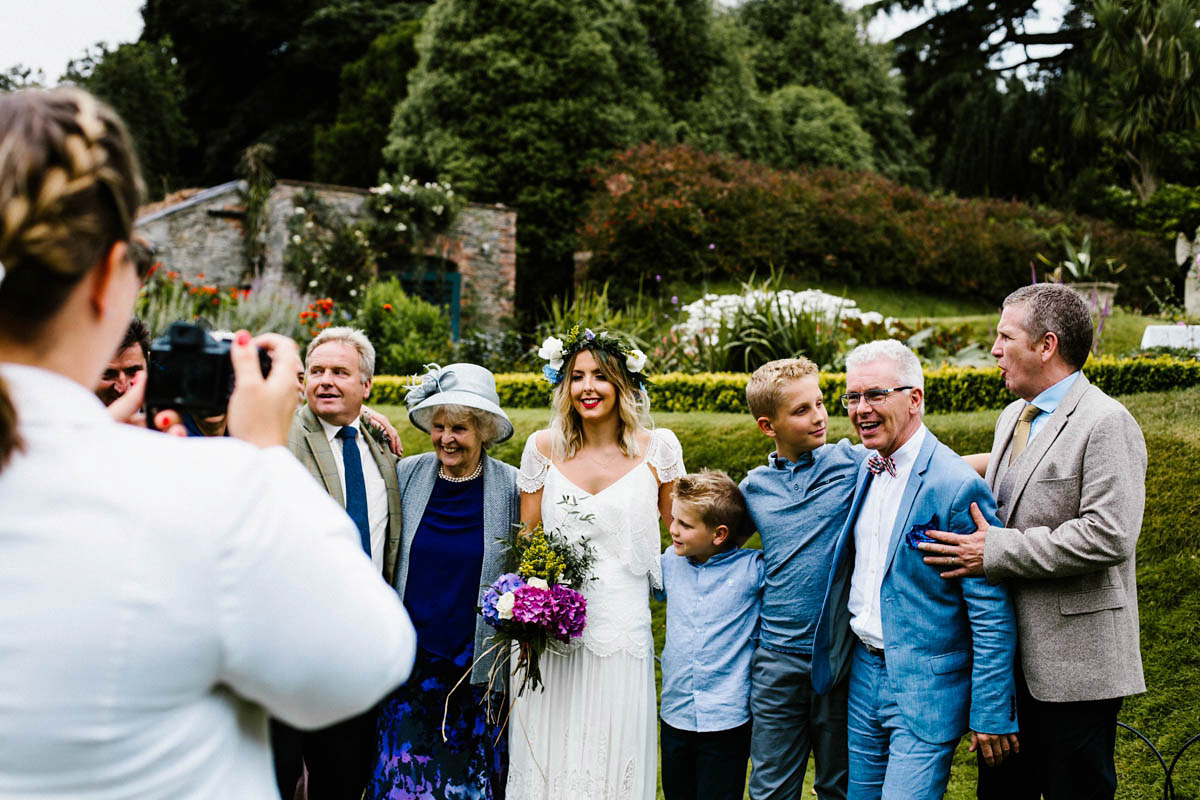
[[812, 339, 1019, 799]]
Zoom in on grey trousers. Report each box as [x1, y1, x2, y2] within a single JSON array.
[[748, 646, 848, 800]]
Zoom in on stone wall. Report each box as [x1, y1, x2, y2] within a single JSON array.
[[135, 180, 517, 333]]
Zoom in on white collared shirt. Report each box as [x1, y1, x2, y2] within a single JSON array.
[[317, 415, 388, 571], [0, 363, 415, 799], [848, 424, 928, 650]]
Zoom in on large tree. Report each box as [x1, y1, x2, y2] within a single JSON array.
[[141, 0, 426, 184], [312, 19, 423, 187], [735, 0, 928, 184], [387, 0, 672, 314], [63, 39, 193, 199]]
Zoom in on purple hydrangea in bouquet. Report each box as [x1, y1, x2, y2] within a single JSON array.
[[479, 501, 595, 696]]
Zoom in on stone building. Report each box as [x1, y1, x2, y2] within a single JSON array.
[[135, 179, 517, 335]]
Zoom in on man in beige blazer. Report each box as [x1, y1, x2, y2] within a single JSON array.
[[273, 326, 403, 800], [919, 283, 1146, 800]]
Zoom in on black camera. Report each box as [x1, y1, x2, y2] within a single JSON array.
[[146, 322, 270, 416]]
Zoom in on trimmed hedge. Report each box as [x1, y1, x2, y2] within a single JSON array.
[[371, 356, 1200, 415]]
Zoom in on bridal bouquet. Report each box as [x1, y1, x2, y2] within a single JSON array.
[[480, 505, 595, 696]]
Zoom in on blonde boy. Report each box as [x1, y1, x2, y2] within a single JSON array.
[[740, 358, 867, 800], [659, 470, 764, 800]]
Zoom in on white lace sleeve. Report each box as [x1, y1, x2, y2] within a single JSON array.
[[517, 432, 550, 494], [647, 428, 685, 485]]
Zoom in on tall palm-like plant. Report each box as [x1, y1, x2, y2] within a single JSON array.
[[1068, 0, 1200, 201]]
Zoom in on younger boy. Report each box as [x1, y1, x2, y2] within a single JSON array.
[[739, 358, 867, 800], [659, 470, 764, 800]]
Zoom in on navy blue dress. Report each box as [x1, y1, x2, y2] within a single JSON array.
[[368, 472, 507, 800]]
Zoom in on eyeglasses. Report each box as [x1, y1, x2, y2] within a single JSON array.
[[839, 386, 914, 409]]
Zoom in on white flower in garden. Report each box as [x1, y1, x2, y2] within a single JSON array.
[[626, 348, 647, 373], [308, 280, 318, 288], [433, 204, 444, 215], [293, 207, 306, 215], [539, 336, 565, 370], [382, 205, 392, 214], [395, 222, 407, 232], [497, 591, 516, 619], [527, 577, 549, 590], [291, 234, 301, 245], [349, 289, 357, 297], [305, 221, 314, 229]]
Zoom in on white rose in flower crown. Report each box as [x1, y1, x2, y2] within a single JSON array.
[[526, 577, 549, 590], [496, 591, 516, 619], [626, 348, 647, 374], [538, 336, 565, 370]]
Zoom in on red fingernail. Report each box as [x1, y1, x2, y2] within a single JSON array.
[[156, 413, 171, 429], [235, 330, 250, 346]]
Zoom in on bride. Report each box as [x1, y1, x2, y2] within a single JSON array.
[[508, 326, 684, 799]]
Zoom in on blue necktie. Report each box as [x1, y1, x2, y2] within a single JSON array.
[[337, 426, 371, 555]]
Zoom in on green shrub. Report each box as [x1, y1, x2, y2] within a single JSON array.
[[373, 356, 1200, 415], [579, 143, 1174, 310], [353, 279, 454, 375]]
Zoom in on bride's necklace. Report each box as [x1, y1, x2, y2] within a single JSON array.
[[586, 447, 622, 469], [439, 460, 483, 483]]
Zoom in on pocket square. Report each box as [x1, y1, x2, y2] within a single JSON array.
[[904, 515, 941, 549]]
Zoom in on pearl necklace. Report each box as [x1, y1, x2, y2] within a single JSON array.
[[439, 460, 484, 483]]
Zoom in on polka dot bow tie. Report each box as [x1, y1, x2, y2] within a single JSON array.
[[867, 454, 897, 478]]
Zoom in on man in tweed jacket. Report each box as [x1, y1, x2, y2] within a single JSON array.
[[272, 326, 403, 800], [920, 284, 1146, 800]]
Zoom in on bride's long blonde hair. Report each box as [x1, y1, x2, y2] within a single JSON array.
[[548, 346, 651, 461]]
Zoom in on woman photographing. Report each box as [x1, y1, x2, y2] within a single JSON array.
[[0, 87, 415, 798]]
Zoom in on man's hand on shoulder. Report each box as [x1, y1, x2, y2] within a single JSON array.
[[361, 406, 402, 458]]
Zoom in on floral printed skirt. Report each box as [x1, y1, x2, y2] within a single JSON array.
[[368, 645, 507, 800]]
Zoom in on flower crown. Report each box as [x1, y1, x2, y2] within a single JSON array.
[[538, 323, 647, 387]]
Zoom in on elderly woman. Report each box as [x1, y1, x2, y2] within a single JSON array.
[[368, 363, 519, 800]]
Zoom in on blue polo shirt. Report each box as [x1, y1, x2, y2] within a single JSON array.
[[658, 546, 764, 732], [739, 438, 867, 656]]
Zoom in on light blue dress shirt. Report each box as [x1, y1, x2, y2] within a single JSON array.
[[658, 546, 764, 732], [1027, 370, 1081, 440]]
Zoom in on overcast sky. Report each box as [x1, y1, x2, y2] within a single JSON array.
[[1, 0, 144, 82], [1, 0, 1063, 85]]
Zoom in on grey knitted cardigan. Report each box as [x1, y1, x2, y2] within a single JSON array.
[[393, 451, 519, 689]]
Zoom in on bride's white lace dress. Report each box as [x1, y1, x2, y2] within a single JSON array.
[[507, 428, 684, 800]]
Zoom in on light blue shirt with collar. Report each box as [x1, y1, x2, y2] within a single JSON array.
[[1027, 370, 1082, 441], [658, 546, 764, 732]]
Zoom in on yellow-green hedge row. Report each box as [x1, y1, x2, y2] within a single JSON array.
[[371, 356, 1200, 415]]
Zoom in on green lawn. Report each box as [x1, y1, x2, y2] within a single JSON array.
[[377, 388, 1200, 800]]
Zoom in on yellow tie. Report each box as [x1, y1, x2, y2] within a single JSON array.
[[1009, 404, 1042, 465]]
